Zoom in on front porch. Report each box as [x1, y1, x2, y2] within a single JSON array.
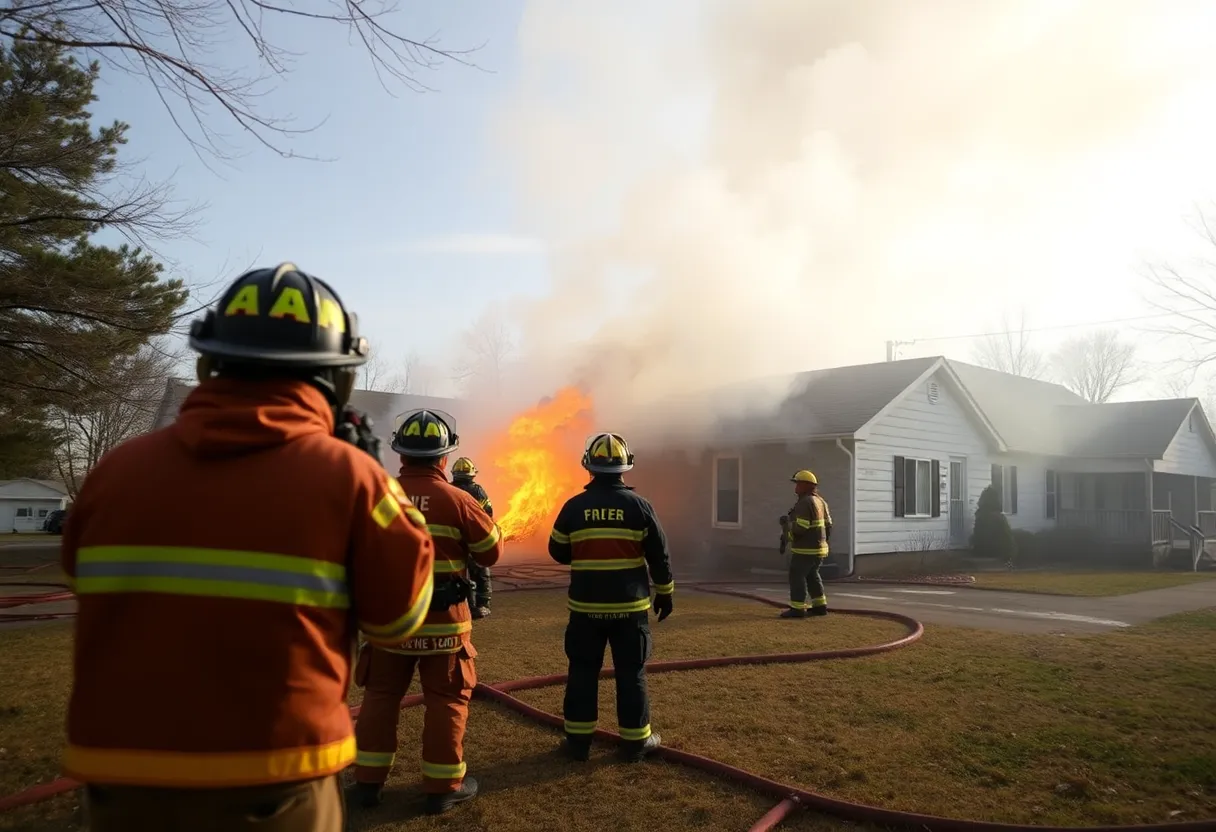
[[1056, 471, 1216, 569]]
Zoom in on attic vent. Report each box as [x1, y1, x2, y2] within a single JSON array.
[[927, 381, 940, 404]]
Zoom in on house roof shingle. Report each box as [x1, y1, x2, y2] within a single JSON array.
[[152, 378, 466, 438], [944, 360, 1087, 454], [701, 356, 941, 443], [0, 478, 69, 495], [1055, 399, 1198, 458], [694, 356, 1206, 461]]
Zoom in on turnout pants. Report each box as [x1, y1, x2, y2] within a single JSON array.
[[788, 554, 828, 610], [467, 561, 492, 607], [353, 645, 478, 794], [562, 611, 653, 745], [83, 776, 342, 832]]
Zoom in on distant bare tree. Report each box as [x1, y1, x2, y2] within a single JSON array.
[[383, 352, 439, 395], [970, 311, 1045, 378], [54, 341, 180, 497], [0, 1, 483, 163], [1051, 329, 1138, 403], [1143, 208, 1216, 369], [1154, 366, 1197, 399], [451, 317, 516, 399]]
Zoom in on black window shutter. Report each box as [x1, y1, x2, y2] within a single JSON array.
[[1045, 469, 1056, 519], [894, 456, 906, 517], [931, 459, 941, 517], [1010, 466, 1019, 514]]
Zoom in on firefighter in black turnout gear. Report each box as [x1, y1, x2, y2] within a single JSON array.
[[450, 457, 493, 619], [548, 432, 674, 763]]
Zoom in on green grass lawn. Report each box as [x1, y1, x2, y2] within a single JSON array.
[[2, 591, 1214, 831], [970, 570, 1216, 596]]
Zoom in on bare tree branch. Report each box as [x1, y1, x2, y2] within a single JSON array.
[[450, 316, 515, 400], [359, 336, 388, 391], [1153, 364, 1198, 399], [53, 338, 181, 496], [1050, 329, 1138, 404], [969, 310, 1045, 379], [1140, 205, 1216, 369], [0, 1, 487, 164]]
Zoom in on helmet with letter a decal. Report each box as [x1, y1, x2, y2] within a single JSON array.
[[391, 409, 460, 458], [188, 263, 368, 368]]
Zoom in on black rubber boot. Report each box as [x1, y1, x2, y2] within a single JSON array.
[[809, 606, 828, 617], [424, 777, 479, 815], [561, 737, 591, 761], [345, 781, 383, 810], [779, 608, 807, 619], [619, 733, 662, 763], [471, 605, 491, 620]]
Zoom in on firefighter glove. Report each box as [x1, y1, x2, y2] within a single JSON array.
[[652, 592, 673, 622], [335, 407, 382, 460]]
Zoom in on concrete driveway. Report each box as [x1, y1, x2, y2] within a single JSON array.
[[726, 580, 1216, 634]]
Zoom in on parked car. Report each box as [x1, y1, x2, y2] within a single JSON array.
[[43, 509, 67, 534]]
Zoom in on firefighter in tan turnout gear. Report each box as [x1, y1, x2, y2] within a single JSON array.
[[780, 470, 832, 618]]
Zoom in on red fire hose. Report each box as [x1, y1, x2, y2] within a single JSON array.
[[0, 570, 1212, 831]]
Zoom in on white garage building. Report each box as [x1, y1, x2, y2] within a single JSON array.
[[0, 479, 70, 533]]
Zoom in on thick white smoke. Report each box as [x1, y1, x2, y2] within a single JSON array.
[[488, 0, 1216, 435]]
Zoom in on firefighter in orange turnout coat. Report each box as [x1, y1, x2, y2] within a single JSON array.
[[351, 408, 503, 814], [60, 264, 436, 832]]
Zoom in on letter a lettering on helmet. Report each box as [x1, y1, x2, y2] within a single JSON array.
[[268, 288, 311, 323], [317, 298, 345, 332], [224, 285, 259, 317]]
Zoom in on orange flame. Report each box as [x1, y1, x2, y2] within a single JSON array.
[[487, 387, 595, 543]]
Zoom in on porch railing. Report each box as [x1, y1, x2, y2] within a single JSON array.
[[1198, 511, 1216, 539], [1057, 509, 1164, 542], [1152, 510, 1173, 545]]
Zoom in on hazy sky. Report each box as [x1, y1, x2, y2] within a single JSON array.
[[91, 0, 1216, 409]]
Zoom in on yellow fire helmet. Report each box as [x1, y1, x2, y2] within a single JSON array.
[[582, 432, 634, 475], [451, 456, 478, 478], [790, 470, 817, 484]]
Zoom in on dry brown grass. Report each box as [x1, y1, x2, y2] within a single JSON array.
[[970, 570, 1216, 596], [2, 590, 1215, 831]]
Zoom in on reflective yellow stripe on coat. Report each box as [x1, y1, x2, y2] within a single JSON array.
[[64, 738, 356, 787], [74, 546, 349, 609]]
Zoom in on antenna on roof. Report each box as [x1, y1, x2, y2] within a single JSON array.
[[885, 340, 916, 362]]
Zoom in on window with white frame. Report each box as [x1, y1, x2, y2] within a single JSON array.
[[37, 508, 49, 517], [15, 508, 31, 518], [893, 456, 940, 518], [712, 454, 742, 527], [990, 463, 1018, 514]]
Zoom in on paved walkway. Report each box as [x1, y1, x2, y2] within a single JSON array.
[[727, 580, 1216, 634]]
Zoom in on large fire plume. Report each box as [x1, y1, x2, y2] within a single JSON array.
[[486, 387, 595, 544]]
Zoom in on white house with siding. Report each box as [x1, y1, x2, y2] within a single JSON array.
[[630, 356, 1216, 577], [0, 479, 70, 533]]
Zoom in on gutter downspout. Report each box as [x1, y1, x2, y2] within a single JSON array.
[[836, 437, 857, 577]]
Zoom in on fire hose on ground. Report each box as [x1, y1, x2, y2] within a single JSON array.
[[0, 568, 1213, 832]]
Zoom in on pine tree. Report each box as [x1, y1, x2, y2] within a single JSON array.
[[0, 35, 187, 474]]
